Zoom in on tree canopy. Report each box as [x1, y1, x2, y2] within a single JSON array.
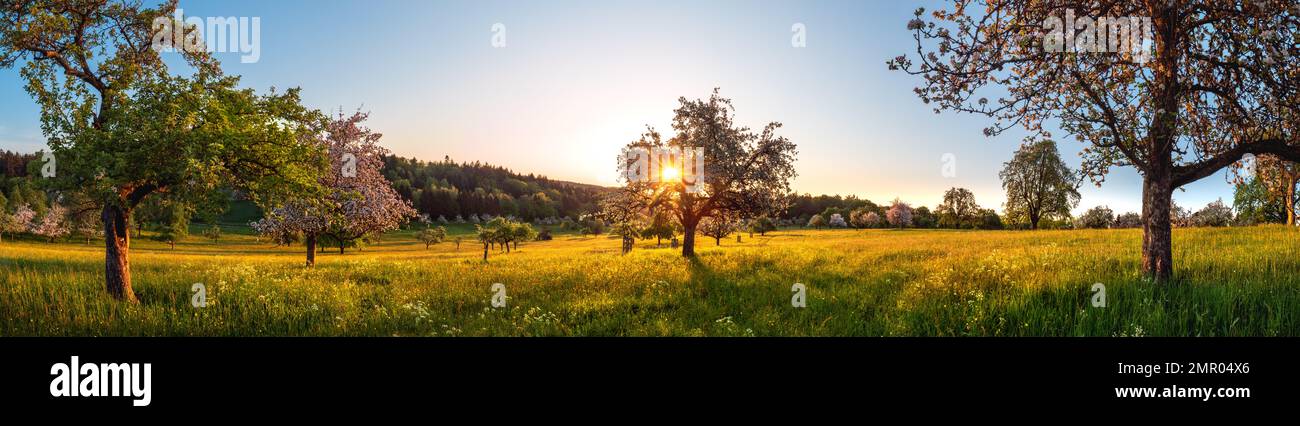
[[891, 0, 1300, 281]]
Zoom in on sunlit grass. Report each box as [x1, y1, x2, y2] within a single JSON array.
[[2, 225, 1297, 336]]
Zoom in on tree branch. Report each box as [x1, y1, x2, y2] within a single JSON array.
[[1173, 138, 1300, 187]]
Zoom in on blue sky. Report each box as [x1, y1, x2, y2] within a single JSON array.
[[0, 0, 1242, 214]]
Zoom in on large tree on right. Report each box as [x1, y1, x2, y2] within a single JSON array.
[[890, 1, 1299, 282]]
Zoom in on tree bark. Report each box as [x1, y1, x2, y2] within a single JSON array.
[[103, 204, 137, 303], [1140, 7, 1178, 284], [305, 234, 317, 266], [681, 219, 698, 257], [1141, 170, 1174, 283], [1287, 176, 1297, 226]]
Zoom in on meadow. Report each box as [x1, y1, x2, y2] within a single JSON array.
[[1, 224, 1298, 337]]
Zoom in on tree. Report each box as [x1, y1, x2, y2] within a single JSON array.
[[999, 140, 1081, 229], [2, 0, 325, 301], [698, 215, 735, 246], [618, 89, 798, 257], [748, 216, 777, 236], [912, 206, 937, 228], [203, 224, 222, 243], [936, 188, 979, 228], [827, 213, 848, 228], [7, 204, 35, 239], [849, 208, 872, 228], [1233, 177, 1287, 225], [976, 209, 1004, 230], [598, 190, 645, 254], [30, 203, 69, 242], [151, 213, 187, 249], [252, 112, 416, 265], [641, 209, 679, 245], [807, 214, 827, 229], [1077, 206, 1116, 229], [511, 222, 537, 251], [1191, 199, 1234, 227], [1170, 201, 1193, 228], [475, 218, 518, 261], [1115, 212, 1144, 228], [1254, 155, 1300, 225], [886, 199, 913, 228], [416, 226, 447, 249], [892, 1, 1300, 281], [0, 195, 13, 242]]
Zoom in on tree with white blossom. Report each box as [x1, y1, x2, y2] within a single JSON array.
[[30, 203, 69, 242], [3, 204, 36, 241]]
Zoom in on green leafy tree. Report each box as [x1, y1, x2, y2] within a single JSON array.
[[1233, 177, 1286, 225], [912, 206, 937, 228], [1077, 206, 1115, 229], [640, 209, 679, 246], [1, 1, 326, 301], [0, 191, 8, 242], [1254, 155, 1300, 225], [748, 216, 776, 236], [936, 188, 979, 229], [202, 224, 222, 243], [151, 205, 189, 249], [999, 140, 1081, 229], [416, 225, 447, 249], [510, 222, 536, 251]]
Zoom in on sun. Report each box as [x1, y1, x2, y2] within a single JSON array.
[[660, 165, 681, 182]]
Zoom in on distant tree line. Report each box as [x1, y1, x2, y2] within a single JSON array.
[[382, 156, 604, 222]]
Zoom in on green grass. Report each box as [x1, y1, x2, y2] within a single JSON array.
[[1, 226, 1298, 336]]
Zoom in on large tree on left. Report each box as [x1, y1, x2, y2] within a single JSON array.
[[0, 0, 326, 302]]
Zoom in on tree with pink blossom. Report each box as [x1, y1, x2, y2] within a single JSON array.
[[2, 204, 36, 242], [886, 198, 913, 229], [30, 203, 70, 242], [252, 111, 416, 266]]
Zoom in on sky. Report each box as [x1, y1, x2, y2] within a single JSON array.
[[0, 0, 1245, 214]]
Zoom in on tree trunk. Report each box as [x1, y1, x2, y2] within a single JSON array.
[[339, 241, 345, 254], [1140, 6, 1179, 284], [1141, 171, 1174, 283], [305, 234, 317, 267], [681, 220, 698, 257], [482, 242, 488, 261], [103, 204, 137, 303], [1287, 177, 1297, 226]]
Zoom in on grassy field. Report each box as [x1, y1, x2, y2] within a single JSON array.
[[1, 225, 1298, 336]]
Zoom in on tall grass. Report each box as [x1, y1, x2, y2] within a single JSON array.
[[1, 226, 1297, 336]]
